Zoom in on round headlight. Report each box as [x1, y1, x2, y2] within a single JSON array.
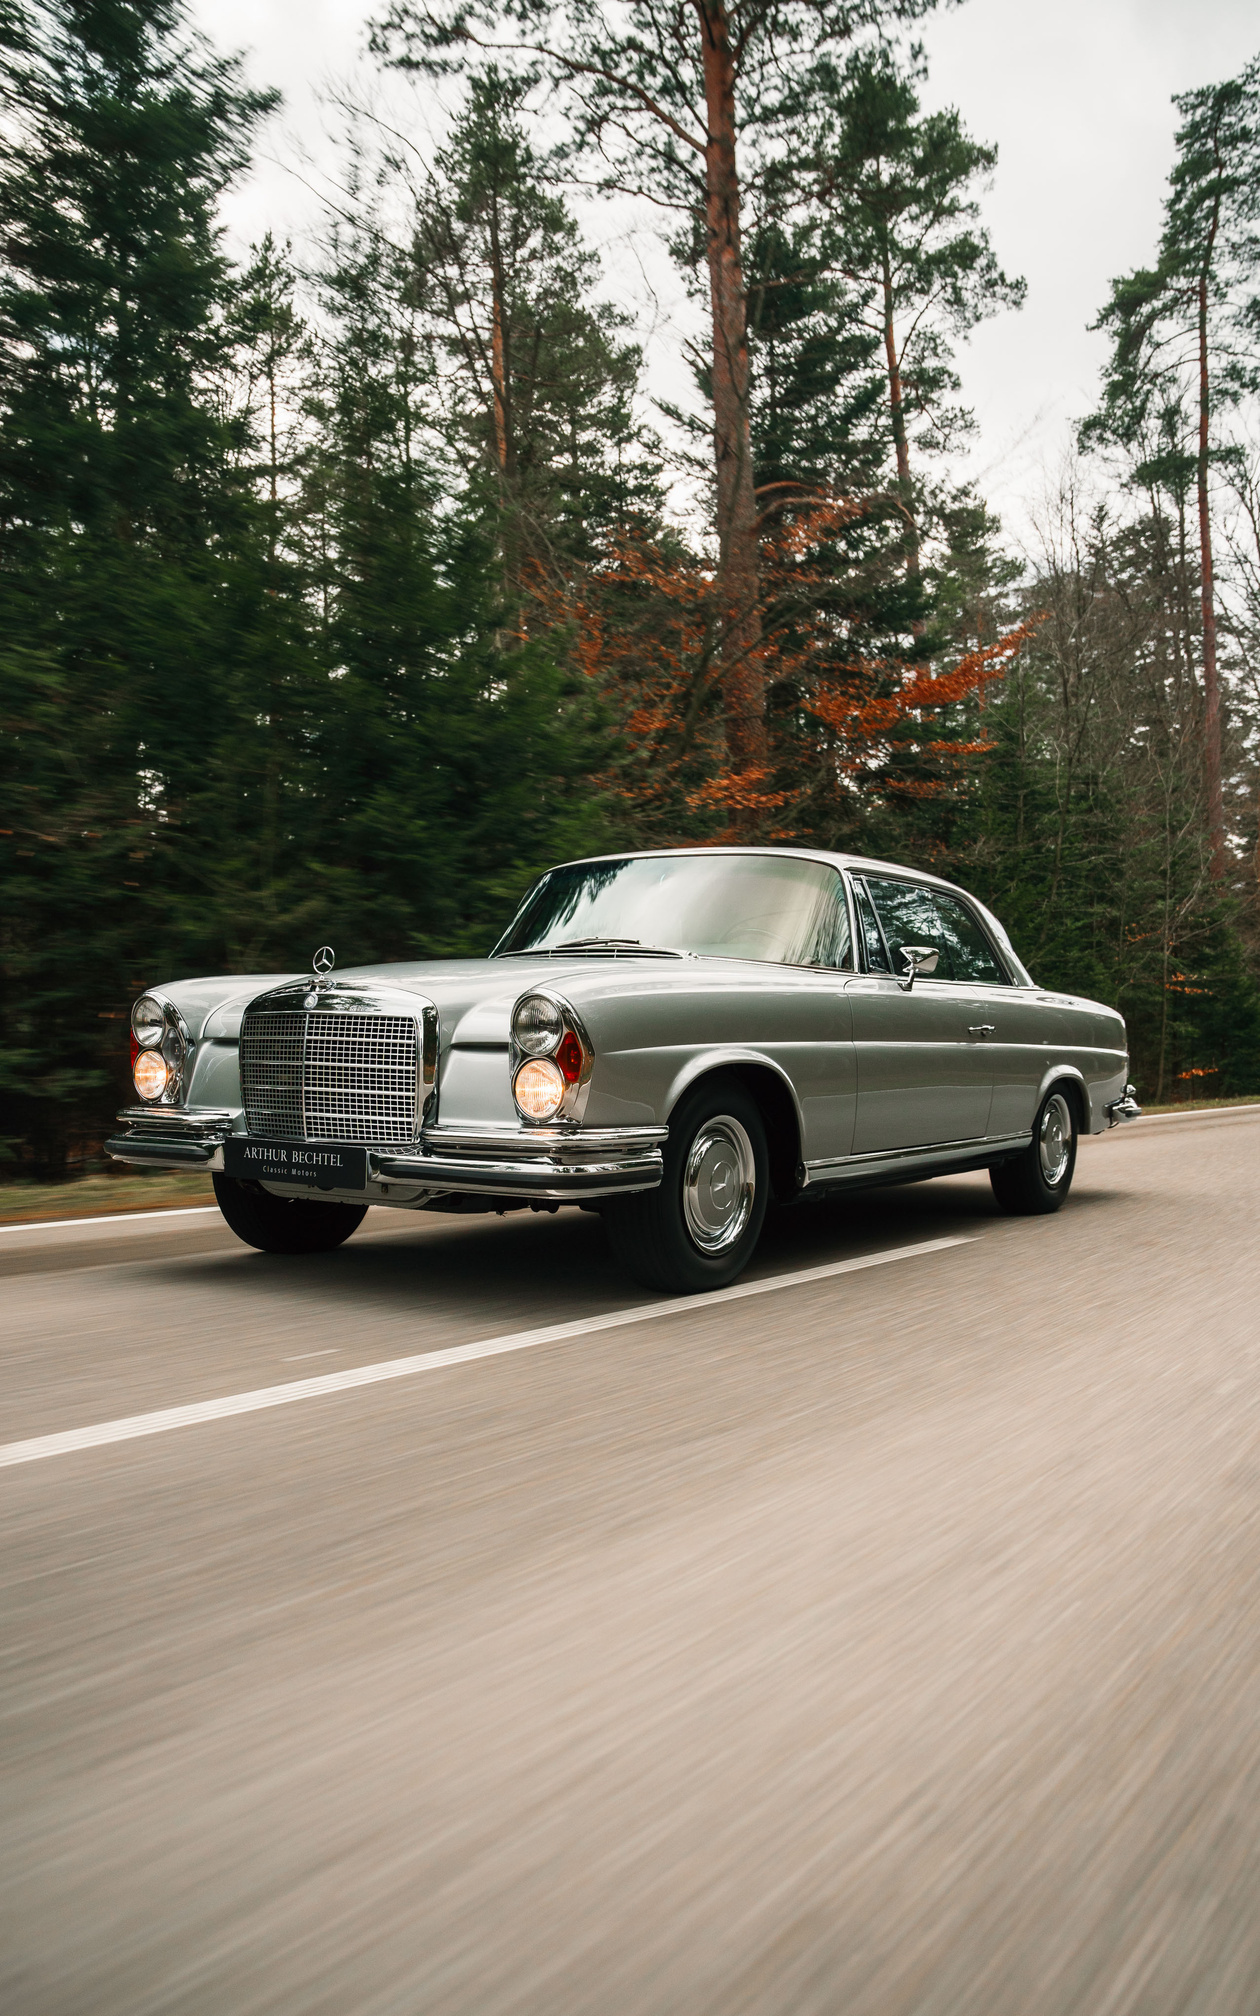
[[513, 994, 564, 1057], [133, 1049, 170, 1100], [513, 1056, 565, 1120], [131, 995, 165, 1047]]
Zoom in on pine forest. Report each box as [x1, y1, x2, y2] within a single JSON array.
[[3, 0, 1260, 1174]]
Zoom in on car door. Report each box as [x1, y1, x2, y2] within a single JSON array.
[[845, 876, 998, 1153]]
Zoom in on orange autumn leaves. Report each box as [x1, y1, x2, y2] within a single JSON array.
[[525, 494, 1038, 843]]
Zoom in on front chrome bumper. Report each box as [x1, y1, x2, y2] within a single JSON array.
[[105, 1106, 238, 1167], [376, 1125, 666, 1199], [106, 1111, 667, 1200]]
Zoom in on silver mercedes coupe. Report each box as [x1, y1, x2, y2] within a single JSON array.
[[107, 847, 1140, 1290]]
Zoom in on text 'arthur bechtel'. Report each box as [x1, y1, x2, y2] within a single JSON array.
[[240, 1146, 351, 1169]]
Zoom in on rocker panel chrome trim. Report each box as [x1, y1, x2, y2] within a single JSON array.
[[803, 1131, 1034, 1187]]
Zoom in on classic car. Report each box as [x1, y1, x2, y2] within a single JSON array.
[[107, 847, 1141, 1290]]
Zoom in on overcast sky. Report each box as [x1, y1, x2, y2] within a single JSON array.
[[195, 0, 1259, 548]]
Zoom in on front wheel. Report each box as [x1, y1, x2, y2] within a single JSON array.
[[990, 1087, 1078, 1216], [213, 1174, 367, 1255], [603, 1075, 769, 1293]]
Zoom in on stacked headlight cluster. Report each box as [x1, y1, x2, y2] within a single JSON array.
[[130, 994, 187, 1104], [510, 992, 591, 1123]]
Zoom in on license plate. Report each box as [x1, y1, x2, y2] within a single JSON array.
[[223, 1138, 367, 1191]]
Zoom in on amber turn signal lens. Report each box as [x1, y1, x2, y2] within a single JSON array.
[[513, 1056, 565, 1120], [133, 1049, 170, 1100]]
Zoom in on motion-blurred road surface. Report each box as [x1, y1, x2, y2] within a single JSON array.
[[4, 1110, 1260, 2015]]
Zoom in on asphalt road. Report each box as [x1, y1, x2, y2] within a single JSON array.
[[4, 1110, 1260, 2016]]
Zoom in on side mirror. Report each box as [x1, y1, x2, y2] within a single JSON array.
[[897, 944, 939, 992]]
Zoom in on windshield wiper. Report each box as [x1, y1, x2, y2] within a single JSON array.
[[557, 936, 644, 950], [499, 936, 685, 958]]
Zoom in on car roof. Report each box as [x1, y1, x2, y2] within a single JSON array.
[[550, 844, 973, 903]]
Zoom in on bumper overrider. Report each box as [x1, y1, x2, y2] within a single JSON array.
[[1106, 1083, 1142, 1125], [106, 1109, 667, 1201]]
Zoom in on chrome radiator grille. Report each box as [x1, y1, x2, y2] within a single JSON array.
[[240, 1010, 419, 1144]]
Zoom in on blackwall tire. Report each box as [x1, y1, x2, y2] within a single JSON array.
[[212, 1174, 367, 1255], [989, 1087, 1078, 1217], [603, 1075, 769, 1293]]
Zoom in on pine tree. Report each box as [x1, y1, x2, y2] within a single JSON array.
[[800, 43, 1025, 600], [371, 0, 938, 799], [1084, 58, 1260, 875], [0, 0, 280, 1171], [409, 70, 660, 585], [297, 207, 615, 962]]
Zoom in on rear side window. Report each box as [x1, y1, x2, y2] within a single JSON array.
[[865, 878, 1008, 985]]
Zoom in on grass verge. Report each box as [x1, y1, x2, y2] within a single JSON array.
[[1139, 1096, 1260, 1116], [0, 1170, 216, 1225]]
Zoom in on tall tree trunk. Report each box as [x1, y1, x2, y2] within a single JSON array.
[[1196, 230, 1225, 875], [881, 255, 919, 582], [487, 201, 515, 604], [491, 288, 509, 477], [267, 364, 278, 570], [699, 0, 765, 779]]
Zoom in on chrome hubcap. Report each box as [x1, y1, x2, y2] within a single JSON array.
[[1039, 1093, 1072, 1186], [682, 1116, 756, 1254]]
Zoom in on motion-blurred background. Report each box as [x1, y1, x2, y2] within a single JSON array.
[[3, 0, 1259, 1179]]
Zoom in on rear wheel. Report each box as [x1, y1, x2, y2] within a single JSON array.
[[603, 1075, 769, 1293], [213, 1174, 366, 1255], [990, 1087, 1078, 1216]]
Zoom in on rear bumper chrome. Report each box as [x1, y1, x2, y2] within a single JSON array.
[[1106, 1086, 1142, 1125], [106, 1112, 667, 1199]]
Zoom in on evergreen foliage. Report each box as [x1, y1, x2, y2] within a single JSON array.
[[1, 3, 1259, 1169], [0, 0, 613, 1172]]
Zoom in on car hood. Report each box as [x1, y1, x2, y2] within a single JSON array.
[[189, 955, 685, 1045]]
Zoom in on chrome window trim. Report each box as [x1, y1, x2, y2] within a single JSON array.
[[856, 873, 1016, 988], [850, 875, 893, 976]]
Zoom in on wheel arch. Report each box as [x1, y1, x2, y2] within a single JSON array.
[[1038, 1067, 1088, 1131], [666, 1054, 804, 1204]]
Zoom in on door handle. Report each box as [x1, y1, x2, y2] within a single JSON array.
[[968, 1024, 996, 1038]]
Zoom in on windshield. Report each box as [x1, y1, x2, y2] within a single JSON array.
[[495, 854, 852, 967]]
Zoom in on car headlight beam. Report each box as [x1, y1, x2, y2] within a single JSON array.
[[132, 1049, 171, 1101], [513, 1057, 566, 1121]]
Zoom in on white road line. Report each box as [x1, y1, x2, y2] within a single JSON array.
[[0, 1206, 221, 1235], [0, 1235, 974, 1469]]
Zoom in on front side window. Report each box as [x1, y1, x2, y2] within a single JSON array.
[[496, 853, 853, 968], [853, 880, 891, 972], [865, 878, 1008, 985]]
